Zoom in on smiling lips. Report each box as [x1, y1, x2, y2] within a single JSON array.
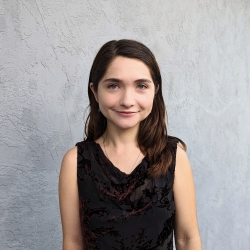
[[115, 110, 138, 116]]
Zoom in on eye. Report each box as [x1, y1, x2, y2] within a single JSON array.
[[107, 84, 118, 89], [137, 84, 147, 90]]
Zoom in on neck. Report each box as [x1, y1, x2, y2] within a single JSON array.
[[102, 123, 139, 147]]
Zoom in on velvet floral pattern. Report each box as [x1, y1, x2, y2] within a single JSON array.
[[76, 139, 178, 250]]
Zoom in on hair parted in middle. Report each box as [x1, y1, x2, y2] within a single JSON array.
[[85, 39, 185, 178]]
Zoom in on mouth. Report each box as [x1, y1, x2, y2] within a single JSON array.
[[117, 111, 136, 113], [114, 110, 138, 116]]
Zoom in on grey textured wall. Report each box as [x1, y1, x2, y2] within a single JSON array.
[[0, 0, 249, 249]]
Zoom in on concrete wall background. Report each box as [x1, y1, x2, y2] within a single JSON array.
[[0, 0, 249, 249]]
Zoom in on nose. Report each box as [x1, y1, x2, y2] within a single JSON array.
[[119, 89, 135, 108]]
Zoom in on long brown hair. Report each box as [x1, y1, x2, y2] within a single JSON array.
[[84, 39, 186, 178]]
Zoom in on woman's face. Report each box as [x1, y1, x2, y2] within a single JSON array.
[[90, 56, 156, 131]]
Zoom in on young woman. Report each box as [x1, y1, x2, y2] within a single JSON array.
[[59, 39, 202, 250]]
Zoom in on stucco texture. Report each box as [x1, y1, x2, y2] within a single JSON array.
[[0, 0, 249, 249]]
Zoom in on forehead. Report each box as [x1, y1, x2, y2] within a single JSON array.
[[103, 56, 152, 79]]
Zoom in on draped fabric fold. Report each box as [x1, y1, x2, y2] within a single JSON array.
[[76, 140, 178, 250]]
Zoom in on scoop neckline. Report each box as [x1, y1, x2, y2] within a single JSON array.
[[93, 141, 147, 176]]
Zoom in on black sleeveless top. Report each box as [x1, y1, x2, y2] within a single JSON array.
[[76, 139, 178, 250]]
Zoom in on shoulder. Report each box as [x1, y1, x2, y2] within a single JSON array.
[[61, 141, 95, 171], [175, 143, 192, 177], [176, 143, 189, 165], [166, 136, 186, 151], [62, 146, 78, 167], [60, 147, 78, 182], [165, 136, 187, 169], [59, 147, 78, 203], [75, 140, 95, 152], [174, 144, 194, 192]]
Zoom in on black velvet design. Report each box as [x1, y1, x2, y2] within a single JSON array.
[[76, 139, 178, 250]]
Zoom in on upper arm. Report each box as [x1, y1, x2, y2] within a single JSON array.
[[173, 145, 201, 246], [58, 146, 84, 249]]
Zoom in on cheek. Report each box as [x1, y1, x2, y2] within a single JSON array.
[[98, 95, 114, 109], [147, 95, 156, 113], [141, 94, 155, 107]]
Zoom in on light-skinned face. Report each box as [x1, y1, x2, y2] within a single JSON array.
[[90, 56, 156, 131]]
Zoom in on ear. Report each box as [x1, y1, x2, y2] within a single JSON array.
[[89, 82, 98, 102]]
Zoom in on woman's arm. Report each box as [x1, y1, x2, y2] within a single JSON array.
[[173, 145, 202, 250], [58, 147, 84, 250]]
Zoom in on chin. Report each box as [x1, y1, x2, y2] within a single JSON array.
[[116, 123, 139, 130], [108, 120, 140, 130], [106, 113, 150, 130]]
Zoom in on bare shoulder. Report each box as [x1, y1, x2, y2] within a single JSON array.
[[60, 146, 78, 172], [174, 144, 194, 196], [175, 143, 191, 171], [59, 146, 78, 186], [174, 144, 195, 204]]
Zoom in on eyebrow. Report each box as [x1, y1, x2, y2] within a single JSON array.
[[102, 78, 152, 83]]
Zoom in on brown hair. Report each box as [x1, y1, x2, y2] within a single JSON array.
[[84, 39, 186, 178]]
